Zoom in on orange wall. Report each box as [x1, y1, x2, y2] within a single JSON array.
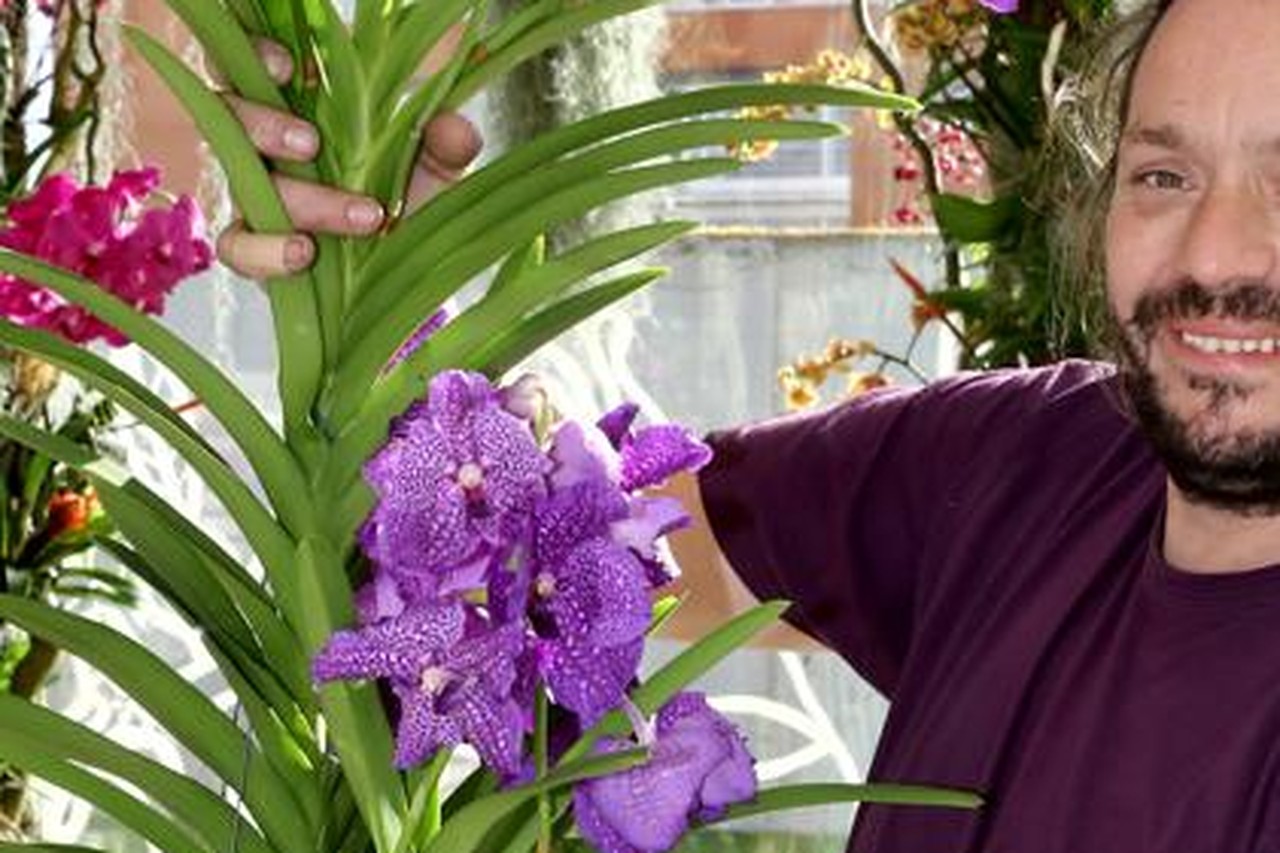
[[664, 6, 858, 74], [120, 0, 204, 198]]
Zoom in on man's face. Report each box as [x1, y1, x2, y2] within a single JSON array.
[[1106, 0, 1280, 512]]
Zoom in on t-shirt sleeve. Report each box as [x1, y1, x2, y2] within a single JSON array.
[[698, 386, 939, 696], [696, 362, 1110, 697]]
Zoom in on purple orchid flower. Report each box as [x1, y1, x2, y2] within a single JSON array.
[[550, 415, 708, 587], [563, 405, 713, 492], [574, 693, 757, 852], [313, 601, 527, 774], [515, 481, 653, 723], [978, 0, 1018, 12], [361, 370, 548, 599]]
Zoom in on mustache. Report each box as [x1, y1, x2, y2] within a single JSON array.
[[1128, 280, 1280, 335]]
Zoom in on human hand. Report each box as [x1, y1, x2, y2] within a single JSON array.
[[214, 39, 482, 280]]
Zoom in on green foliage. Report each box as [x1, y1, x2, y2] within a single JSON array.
[[876, 0, 1116, 368], [0, 1, 976, 851]]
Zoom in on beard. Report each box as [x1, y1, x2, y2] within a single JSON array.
[[1110, 279, 1280, 516]]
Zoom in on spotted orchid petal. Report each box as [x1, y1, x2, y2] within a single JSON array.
[[314, 603, 528, 773], [544, 538, 651, 646], [362, 370, 547, 592], [543, 638, 644, 725], [573, 693, 757, 852], [312, 602, 466, 684], [619, 425, 712, 491]]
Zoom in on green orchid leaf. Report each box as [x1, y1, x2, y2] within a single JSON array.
[[393, 749, 452, 853], [0, 595, 310, 853], [204, 640, 324, 830], [0, 319, 218, 464], [422, 748, 650, 853], [155, 0, 285, 109], [465, 267, 666, 378], [353, 0, 391, 56], [222, 0, 268, 32], [0, 327, 298, 616], [361, 81, 911, 283], [0, 323, 300, 613], [930, 193, 1022, 245], [94, 511, 310, 715], [488, 234, 547, 297], [328, 219, 698, 490], [353, 113, 835, 322], [402, 222, 692, 377], [479, 0, 562, 57], [648, 593, 684, 637], [367, 0, 476, 114], [0, 747, 204, 853], [333, 161, 733, 427], [703, 782, 984, 825], [0, 417, 304, 704], [301, 0, 370, 365], [440, 765, 498, 820], [355, 117, 838, 305], [125, 25, 324, 443], [296, 535, 407, 853], [0, 411, 122, 475], [0, 696, 276, 853], [361, 0, 491, 216], [104, 535, 307, 722], [310, 0, 369, 174], [561, 601, 789, 767], [443, 0, 669, 108], [49, 568, 138, 606], [0, 249, 314, 540]]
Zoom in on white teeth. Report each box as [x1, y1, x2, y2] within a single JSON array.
[[1180, 331, 1280, 355]]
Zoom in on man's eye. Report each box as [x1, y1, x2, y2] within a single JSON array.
[[1134, 169, 1186, 190]]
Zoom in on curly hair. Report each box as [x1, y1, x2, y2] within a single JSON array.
[[1041, 0, 1176, 357]]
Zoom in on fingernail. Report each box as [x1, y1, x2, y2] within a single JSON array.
[[284, 125, 318, 156], [346, 200, 384, 231], [285, 236, 314, 270], [263, 47, 292, 82]]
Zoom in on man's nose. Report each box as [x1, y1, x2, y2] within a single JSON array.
[[1176, 185, 1279, 288]]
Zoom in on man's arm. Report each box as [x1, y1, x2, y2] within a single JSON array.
[[659, 471, 822, 650]]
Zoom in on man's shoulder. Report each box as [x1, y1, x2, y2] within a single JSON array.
[[922, 358, 1118, 415], [907, 358, 1136, 471]]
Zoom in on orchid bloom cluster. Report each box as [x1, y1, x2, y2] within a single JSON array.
[[0, 168, 213, 345], [313, 369, 758, 851]]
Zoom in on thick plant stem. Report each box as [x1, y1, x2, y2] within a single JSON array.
[[0, 636, 55, 838], [8, 635, 55, 700], [535, 684, 551, 853]]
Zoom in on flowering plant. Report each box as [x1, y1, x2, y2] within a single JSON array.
[[0, 1, 979, 851], [0, 0, 212, 839], [873, 0, 1116, 368]]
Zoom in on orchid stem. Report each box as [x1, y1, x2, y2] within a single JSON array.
[[535, 682, 552, 853]]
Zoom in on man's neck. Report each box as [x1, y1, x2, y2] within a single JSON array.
[[1164, 479, 1280, 573]]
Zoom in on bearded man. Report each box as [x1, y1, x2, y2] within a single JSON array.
[[221, 0, 1280, 849]]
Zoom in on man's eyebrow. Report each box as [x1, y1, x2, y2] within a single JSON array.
[[1120, 124, 1184, 149]]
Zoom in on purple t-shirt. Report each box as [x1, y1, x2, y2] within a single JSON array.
[[699, 359, 1280, 853]]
